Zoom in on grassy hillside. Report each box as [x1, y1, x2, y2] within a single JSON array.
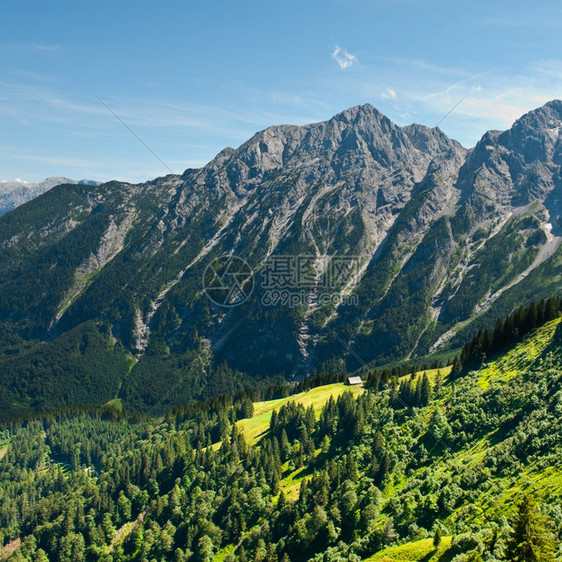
[[0, 316, 561, 561], [398, 365, 452, 384], [477, 317, 559, 390], [238, 382, 364, 445], [364, 536, 453, 561], [362, 317, 562, 561]]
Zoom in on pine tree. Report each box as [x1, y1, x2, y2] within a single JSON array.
[[242, 397, 254, 419], [305, 405, 316, 433], [280, 429, 291, 462], [451, 356, 463, 379], [505, 494, 557, 561], [433, 526, 442, 548], [277, 491, 287, 510], [383, 518, 397, 545], [483, 328, 494, 356], [414, 376, 423, 407], [527, 302, 538, 332], [270, 410, 278, 436], [494, 317, 506, 348], [545, 297, 558, 320], [434, 369, 442, 394], [196, 534, 214, 561], [346, 455, 359, 482], [420, 374, 432, 407], [374, 452, 390, 487]]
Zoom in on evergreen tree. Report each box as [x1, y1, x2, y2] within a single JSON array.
[[505, 494, 556, 561], [242, 397, 254, 419], [420, 374, 432, 407], [196, 534, 215, 562], [383, 518, 397, 545], [451, 356, 463, 379], [374, 452, 390, 488], [433, 526, 442, 548], [434, 369, 442, 394]]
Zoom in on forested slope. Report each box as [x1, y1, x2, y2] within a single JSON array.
[[0, 315, 561, 561]]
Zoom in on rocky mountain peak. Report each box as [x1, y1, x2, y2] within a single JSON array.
[[195, 103, 469, 194], [331, 103, 382, 123], [403, 123, 467, 158], [2, 101, 561, 416], [498, 100, 562, 163]]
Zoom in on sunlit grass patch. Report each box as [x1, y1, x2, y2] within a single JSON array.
[[364, 536, 452, 561], [238, 383, 363, 445]]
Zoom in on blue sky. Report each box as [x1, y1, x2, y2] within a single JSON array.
[[2, 0, 562, 183]]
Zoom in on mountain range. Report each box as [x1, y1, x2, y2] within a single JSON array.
[[0, 101, 561, 418], [0, 177, 100, 216]]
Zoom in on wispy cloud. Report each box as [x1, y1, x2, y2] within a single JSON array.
[[11, 154, 99, 168], [377, 56, 472, 78], [0, 80, 106, 125], [11, 70, 56, 82], [269, 91, 330, 113], [341, 56, 562, 145], [331, 45, 358, 70], [421, 62, 562, 128], [31, 44, 61, 52], [381, 87, 396, 100]]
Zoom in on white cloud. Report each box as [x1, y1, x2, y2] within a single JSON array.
[[418, 68, 562, 130], [31, 44, 61, 52], [331, 45, 358, 70], [357, 58, 562, 145], [1, 178, 26, 183], [381, 88, 396, 100], [458, 92, 556, 128]]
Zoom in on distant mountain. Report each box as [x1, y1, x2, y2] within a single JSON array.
[[0, 101, 561, 418], [0, 176, 100, 215]]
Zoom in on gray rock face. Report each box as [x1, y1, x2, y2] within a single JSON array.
[[457, 101, 562, 215], [0, 101, 561, 413]]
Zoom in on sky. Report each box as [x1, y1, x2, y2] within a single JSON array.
[[1, 0, 562, 183]]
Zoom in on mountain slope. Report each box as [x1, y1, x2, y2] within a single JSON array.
[[0, 315, 561, 560], [0, 102, 561, 416], [0, 177, 99, 216]]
